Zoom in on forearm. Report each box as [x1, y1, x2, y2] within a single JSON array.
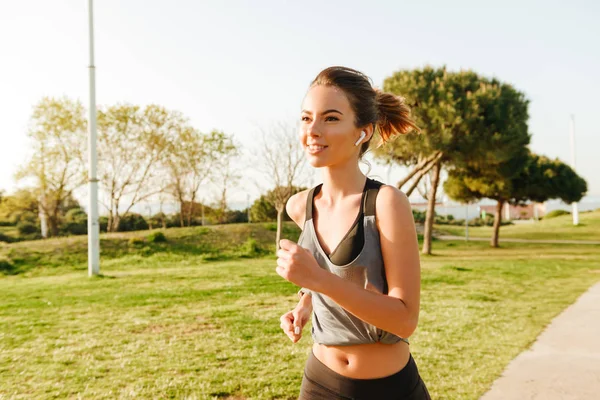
[[314, 272, 417, 338], [297, 291, 313, 311]]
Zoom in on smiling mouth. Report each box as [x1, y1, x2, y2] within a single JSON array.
[[306, 144, 328, 154]]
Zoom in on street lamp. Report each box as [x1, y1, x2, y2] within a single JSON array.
[[87, 0, 100, 276], [570, 115, 579, 226]]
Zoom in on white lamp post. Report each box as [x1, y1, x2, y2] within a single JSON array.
[[87, 0, 100, 276], [570, 115, 579, 226]]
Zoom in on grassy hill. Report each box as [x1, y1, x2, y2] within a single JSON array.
[[0, 222, 301, 276], [436, 210, 600, 242], [1, 221, 599, 398]]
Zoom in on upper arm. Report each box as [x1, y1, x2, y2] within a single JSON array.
[[375, 185, 421, 328], [286, 189, 309, 230]]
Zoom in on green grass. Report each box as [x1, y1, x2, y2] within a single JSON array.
[[0, 223, 599, 399], [436, 210, 600, 242]]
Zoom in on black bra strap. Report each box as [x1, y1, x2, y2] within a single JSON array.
[[307, 178, 380, 220], [363, 179, 384, 216], [305, 184, 322, 221]]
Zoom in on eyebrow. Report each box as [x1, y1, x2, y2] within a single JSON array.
[[301, 109, 344, 115]]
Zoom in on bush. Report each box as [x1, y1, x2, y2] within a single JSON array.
[[0, 232, 17, 243], [147, 231, 167, 243], [99, 216, 109, 232], [118, 213, 149, 232], [544, 209, 570, 219], [0, 256, 16, 274], [17, 221, 39, 235], [412, 210, 426, 224], [62, 208, 88, 235], [238, 238, 266, 258], [128, 237, 145, 247], [11, 211, 37, 225]]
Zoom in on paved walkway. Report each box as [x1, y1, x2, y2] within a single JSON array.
[[479, 281, 600, 400], [437, 235, 600, 245]]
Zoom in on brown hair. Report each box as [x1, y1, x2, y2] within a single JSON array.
[[310, 66, 419, 158]]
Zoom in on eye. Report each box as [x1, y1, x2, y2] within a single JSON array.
[[301, 116, 310, 122], [325, 116, 339, 121]]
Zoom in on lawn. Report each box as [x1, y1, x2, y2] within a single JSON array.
[[0, 224, 599, 399], [436, 210, 600, 242]]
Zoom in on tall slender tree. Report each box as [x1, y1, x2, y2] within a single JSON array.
[[15, 97, 87, 237]]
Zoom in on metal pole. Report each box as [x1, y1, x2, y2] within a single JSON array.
[[87, 0, 100, 276], [570, 115, 579, 225]]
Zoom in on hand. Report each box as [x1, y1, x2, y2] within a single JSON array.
[[276, 239, 324, 291], [279, 306, 311, 343]]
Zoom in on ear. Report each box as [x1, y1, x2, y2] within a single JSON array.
[[362, 123, 375, 142]]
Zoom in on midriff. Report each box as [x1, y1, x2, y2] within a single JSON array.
[[312, 340, 410, 379]]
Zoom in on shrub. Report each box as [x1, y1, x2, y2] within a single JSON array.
[[118, 213, 149, 232], [62, 208, 88, 235], [0, 232, 17, 243], [147, 231, 167, 243], [412, 210, 426, 224], [99, 216, 109, 232], [238, 238, 265, 258], [544, 209, 570, 219], [0, 256, 16, 274], [17, 221, 39, 235], [128, 237, 145, 247]]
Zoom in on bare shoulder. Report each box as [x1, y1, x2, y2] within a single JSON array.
[[376, 184, 412, 213], [375, 184, 415, 227], [286, 189, 310, 229]]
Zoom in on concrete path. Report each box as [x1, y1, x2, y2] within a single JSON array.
[[479, 281, 600, 400], [437, 235, 600, 245]]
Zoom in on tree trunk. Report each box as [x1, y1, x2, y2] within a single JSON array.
[[397, 152, 443, 189], [111, 214, 121, 232], [275, 206, 284, 251], [422, 161, 442, 255], [48, 216, 59, 237], [179, 200, 185, 228], [491, 200, 504, 248]]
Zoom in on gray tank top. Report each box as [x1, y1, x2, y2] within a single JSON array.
[[298, 178, 410, 346]]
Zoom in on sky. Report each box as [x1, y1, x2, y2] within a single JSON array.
[[1, 0, 599, 211]]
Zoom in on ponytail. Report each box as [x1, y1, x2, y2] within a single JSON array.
[[374, 89, 419, 147]]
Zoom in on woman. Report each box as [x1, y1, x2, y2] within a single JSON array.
[[275, 66, 431, 399]]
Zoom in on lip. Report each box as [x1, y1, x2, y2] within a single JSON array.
[[306, 144, 328, 155]]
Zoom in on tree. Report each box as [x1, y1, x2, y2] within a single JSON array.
[[209, 137, 240, 224], [257, 123, 307, 250], [163, 127, 237, 228], [250, 186, 306, 223], [511, 154, 587, 206], [0, 188, 40, 224], [445, 152, 585, 247], [97, 104, 171, 232], [15, 97, 87, 236], [375, 68, 531, 254]]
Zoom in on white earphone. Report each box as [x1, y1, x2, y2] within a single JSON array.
[[354, 131, 366, 146]]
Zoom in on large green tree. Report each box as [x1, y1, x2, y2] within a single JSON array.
[[375, 67, 530, 254], [445, 151, 587, 247]]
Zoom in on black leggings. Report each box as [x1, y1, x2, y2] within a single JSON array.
[[299, 351, 431, 400]]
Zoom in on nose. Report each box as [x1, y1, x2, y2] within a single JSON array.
[[305, 120, 321, 138]]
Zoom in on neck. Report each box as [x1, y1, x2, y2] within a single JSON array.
[[319, 156, 366, 205]]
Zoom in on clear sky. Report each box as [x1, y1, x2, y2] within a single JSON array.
[[1, 0, 599, 210]]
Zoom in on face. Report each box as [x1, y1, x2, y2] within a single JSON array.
[[300, 85, 366, 168]]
